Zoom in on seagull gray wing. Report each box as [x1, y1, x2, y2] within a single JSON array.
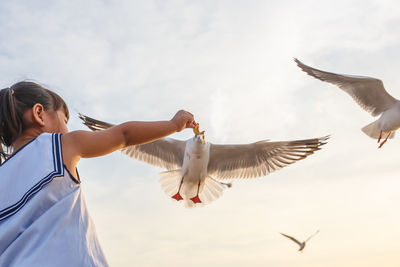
[[294, 58, 398, 116], [305, 230, 320, 243], [207, 136, 328, 179], [79, 113, 186, 170], [120, 139, 186, 170], [280, 233, 302, 247]]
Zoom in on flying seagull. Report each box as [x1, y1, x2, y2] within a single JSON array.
[[280, 230, 320, 252], [295, 58, 400, 148], [79, 114, 328, 207]]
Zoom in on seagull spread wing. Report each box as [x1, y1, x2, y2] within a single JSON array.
[[207, 136, 328, 179], [305, 230, 320, 242], [295, 58, 398, 116], [79, 114, 186, 170], [120, 139, 186, 170], [280, 233, 302, 247]]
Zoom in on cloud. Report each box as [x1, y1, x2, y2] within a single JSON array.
[[2, 0, 400, 266]]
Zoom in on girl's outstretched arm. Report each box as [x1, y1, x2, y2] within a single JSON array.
[[61, 110, 195, 173]]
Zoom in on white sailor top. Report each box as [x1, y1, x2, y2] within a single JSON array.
[[0, 133, 109, 267]]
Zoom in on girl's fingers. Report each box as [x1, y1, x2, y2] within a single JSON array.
[[172, 110, 196, 130], [184, 112, 195, 129], [186, 120, 195, 129]]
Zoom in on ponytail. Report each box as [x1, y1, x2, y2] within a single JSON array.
[[0, 82, 69, 163]]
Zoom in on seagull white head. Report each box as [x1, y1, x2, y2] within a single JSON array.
[[192, 123, 207, 143], [194, 134, 206, 142]]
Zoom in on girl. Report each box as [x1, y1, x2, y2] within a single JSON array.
[[0, 81, 195, 266]]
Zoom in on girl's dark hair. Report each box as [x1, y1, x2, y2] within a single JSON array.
[[0, 81, 69, 163]]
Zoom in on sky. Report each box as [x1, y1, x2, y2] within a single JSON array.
[[1, 0, 400, 266]]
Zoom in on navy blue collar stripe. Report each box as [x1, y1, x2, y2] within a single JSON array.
[[0, 172, 58, 221], [0, 134, 60, 214], [0, 134, 64, 222]]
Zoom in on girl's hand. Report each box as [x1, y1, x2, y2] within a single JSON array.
[[170, 110, 196, 132]]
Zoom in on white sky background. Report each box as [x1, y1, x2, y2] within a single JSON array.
[[1, 0, 400, 266]]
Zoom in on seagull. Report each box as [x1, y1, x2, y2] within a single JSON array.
[[280, 230, 319, 252], [295, 58, 400, 148], [79, 114, 328, 207]]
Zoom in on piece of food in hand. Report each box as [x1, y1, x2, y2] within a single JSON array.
[[193, 123, 205, 135]]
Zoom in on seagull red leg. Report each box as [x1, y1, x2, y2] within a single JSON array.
[[172, 177, 185, 201], [378, 130, 382, 143], [190, 180, 202, 204], [378, 131, 391, 148]]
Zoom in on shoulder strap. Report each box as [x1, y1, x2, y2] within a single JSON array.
[[0, 133, 64, 221]]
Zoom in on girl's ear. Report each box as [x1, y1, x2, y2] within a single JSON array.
[[32, 103, 46, 127]]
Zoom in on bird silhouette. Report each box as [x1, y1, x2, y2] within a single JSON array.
[[79, 114, 328, 207], [280, 230, 319, 252], [295, 58, 400, 148]]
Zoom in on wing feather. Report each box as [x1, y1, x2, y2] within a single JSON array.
[[294, 58, 398, 116], [305, 230, 320, 242], [207, 136, 328, 179], [280, 233, 302, 246], [120, 139, 185, 170]]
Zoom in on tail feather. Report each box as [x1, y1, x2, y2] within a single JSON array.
[[201, 189, 213, 202], [204, 182, 222, 200], [198, 176, 225, 204], [184, 200, 196, 208], [361, 121, 395, 139], [159, 170, 199, 207], [159, 170, 182, 197], [159, 171, 228, 207]]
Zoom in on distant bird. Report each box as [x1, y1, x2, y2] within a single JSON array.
[[280, 230, 319, 252], [295, 58, 400, 148], [79, 114, 328, 207]]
